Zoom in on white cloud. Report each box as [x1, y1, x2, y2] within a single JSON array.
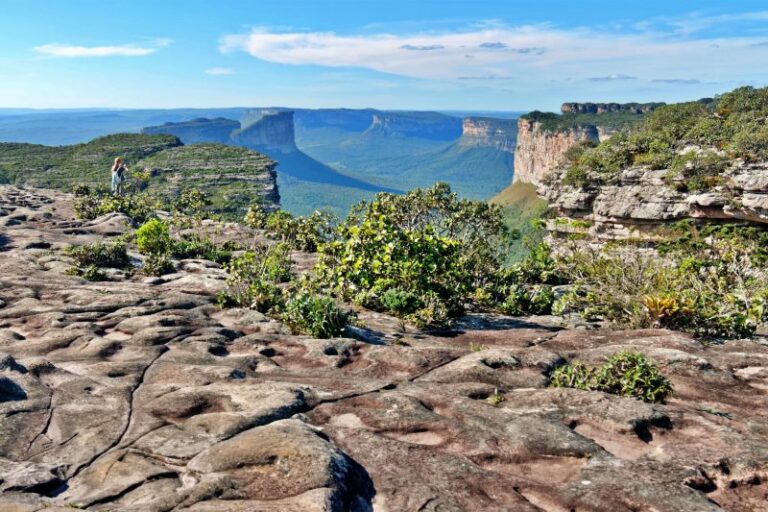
[[219, 19, 768, 85], [205, 67, 235, 75], [588, 74, 637, 82], [34, 39, 171, 57]]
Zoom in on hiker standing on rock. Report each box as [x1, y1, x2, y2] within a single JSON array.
[[111, 157, 127, 195]]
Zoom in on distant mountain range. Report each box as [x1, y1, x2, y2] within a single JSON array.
[[0, 107, 523, 215]]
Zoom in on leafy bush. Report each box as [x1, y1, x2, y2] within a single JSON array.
[[264, 210, 337, 252], [142, 252, 175, 276], [135, 219, 171, 255], [74, 192, 156, 224], [172, 188, 211, 217], [556, 223, 768, 338], [666, 150, 729, 191], [312, 183, 510, 326], [65, 239, 131, 280], [282, 292, 351, 338], [550, 352, 673, 403], [380, 288, 423, 316], [218, 243, 292, 310], [244, 201, 269, 229], [171, 233, 240, 264], [66, 239, 130, 268]]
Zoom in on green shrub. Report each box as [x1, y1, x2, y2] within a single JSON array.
[[566, 86, 768, 187], [66, 240, 130, 268], [667, 150, 729, 191], [557, 227, 768, 338], [282, 292, 351, 338], [142, 252, 175, 276], [311, 184, 510, 326], [171, 234, 240, 263], [244, 201, 269, 229], [136, 219, 171, 255], [173, 188, 211, 217], [219, 243, 292, 309], [264, 209, 337, 252], [74, 193, 156, 224], [65, 239, 131, 280], [550, 352, 673, 403], [379, 288, 423, 316]]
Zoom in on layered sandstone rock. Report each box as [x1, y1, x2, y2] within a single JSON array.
[[513, 117, 607, 186], [539, 162, 768, 250], [1, 186, 767, 511]]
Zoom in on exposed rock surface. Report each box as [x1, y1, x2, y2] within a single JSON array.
[[232, 111, 298, 153], [144, 112, 298, 154], [512, 103, 659, 187], [1, 185, 767, 511], [540, 162, 768, 249], [513, 117, 609, 186], [459, 117, 517, 153]]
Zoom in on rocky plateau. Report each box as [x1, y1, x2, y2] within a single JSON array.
[[1, 185, 767, 511]]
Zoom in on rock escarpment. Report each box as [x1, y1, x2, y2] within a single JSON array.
[[142, 118, 240, 144], [513, 103, 660, 186], [459, 117, 517, 153], [232, 110, 298, 153], [540, 161, 768, 249], [1, 185, 768, 511], [513, 118, 606, 186], [362, 111, 462, 141]]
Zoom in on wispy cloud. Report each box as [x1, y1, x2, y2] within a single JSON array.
[[479, 42, 507, 49], [401, 44, 444, 51], [457, 75, 514, 80], [205, 67, 235, 75], [34, 39, 171, 57], [588, 74, 637, 82], [651, 78, 701, 84], [220, 15, 768, 85]]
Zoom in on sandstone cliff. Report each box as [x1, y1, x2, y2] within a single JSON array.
[[363, 111, 462, 140], [539, 161, 768, 250], [513, 118, 607, 186], [142, 117, 239, 144], [512, 103, 660, 186], [458, 117, 517, 153], [231, 111, 297, 153]]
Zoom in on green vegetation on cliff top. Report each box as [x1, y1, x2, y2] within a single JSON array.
[[563, 86, 768, 189], [0, 134, 277, 217], [521, 109, 651, 132]]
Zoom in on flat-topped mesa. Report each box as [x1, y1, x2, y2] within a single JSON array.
[[363, 111, 462, 141], [512, 104, 658, 186], [459, 117, 517, 153], [142, 118, 239, 144], [231, 110, 297, 153]]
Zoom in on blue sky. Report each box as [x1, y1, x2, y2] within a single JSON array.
[[2, 0, 768, 111]]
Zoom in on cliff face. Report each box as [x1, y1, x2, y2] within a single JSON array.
[[143, 112, 298, 154], [141, 118, 239, 144], [539, 162, 768, 250], [513, 118, 612, 186], [459, 117, 517, 153], [231, 111, 297, 153], [363, 111, 462, 141]]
